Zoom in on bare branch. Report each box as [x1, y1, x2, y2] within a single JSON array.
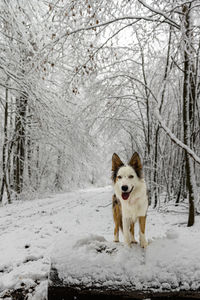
[[154, 108, 200, 165], [50, 14, 180, 48], [137, 0, 180, 29]]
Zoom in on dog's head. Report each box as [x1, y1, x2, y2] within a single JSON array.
[[112, 152, 143, 201]]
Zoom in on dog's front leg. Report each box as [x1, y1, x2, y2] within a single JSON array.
[[139, 216, 148, 248], [122, 217, 131, 245]]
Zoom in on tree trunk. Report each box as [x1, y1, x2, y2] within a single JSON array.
[[153, 28, 172, 208], [0, 82, 11, 203], [182, 4, 196, 227], [13, 92, 28, 195], [153, 126, 159, 208]]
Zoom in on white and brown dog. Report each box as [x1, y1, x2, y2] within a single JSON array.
[[112, 152, 148, 248]]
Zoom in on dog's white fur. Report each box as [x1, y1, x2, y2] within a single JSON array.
[[113, 162, 148, 247]]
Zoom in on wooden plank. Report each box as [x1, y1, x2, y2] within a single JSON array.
[[48, 266, 200, 300]]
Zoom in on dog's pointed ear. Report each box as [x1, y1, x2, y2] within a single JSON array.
[[129, 152, 143, 178], [112, 153, 124, 171]]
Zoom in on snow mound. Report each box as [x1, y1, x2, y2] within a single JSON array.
[[51, 231, 200, 292]]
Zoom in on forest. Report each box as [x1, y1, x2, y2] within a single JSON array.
[[0, 0, 200, 228]]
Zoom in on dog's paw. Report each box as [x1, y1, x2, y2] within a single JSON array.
[[130, 239, 138, 244], [114, 234, 119, 242], [140, 238, 148, 248], [124, 239, 132, 247]]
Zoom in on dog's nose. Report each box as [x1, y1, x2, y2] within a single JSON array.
[[122, 185, 128, 192]]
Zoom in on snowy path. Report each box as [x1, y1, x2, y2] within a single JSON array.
[[0, 186, 114, 299], [0, 186, 200, 299]]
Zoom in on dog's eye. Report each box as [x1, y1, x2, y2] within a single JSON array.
[[117, 175, 122, 179], [129, 175, 134, 179]]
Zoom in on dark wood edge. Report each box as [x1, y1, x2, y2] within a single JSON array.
[[48, 266, 200, 299], [48, 285, 200, 300]]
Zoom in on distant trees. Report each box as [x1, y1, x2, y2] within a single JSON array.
[[56, 0, 200, 225], [0, 1, 45, 201], [0, 0, 102, 203]]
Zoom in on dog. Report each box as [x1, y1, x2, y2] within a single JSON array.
[[112, 152, 148, 248]]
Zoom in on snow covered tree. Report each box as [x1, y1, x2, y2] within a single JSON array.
[[54, 0, 200, 225]]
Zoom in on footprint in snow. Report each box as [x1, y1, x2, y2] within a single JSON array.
[[23, 254, 44, 263]]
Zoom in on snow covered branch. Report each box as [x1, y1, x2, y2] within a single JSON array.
[[55, 14, 180, 45], [137, 0, 180, 29], [154, 108, 200, 165]]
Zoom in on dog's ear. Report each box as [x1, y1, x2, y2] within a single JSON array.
[[112, 153, 124, 171], [129, 152, 143, 178]]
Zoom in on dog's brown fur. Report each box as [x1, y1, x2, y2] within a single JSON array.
[[112, 194, 122, 242], [139, 216, 146, 234]]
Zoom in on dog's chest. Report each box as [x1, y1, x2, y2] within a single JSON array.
[[121, 201, 139, 220], [121, 197, 147, 220]]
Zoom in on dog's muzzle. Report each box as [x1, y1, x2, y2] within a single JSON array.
[[121, 186, 133, 200]]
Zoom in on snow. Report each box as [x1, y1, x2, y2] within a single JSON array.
[[1, 186, 200, 299], [52, 227, 200, 293]]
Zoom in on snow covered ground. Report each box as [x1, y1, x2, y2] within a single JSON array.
[[0, 186, 200, 299]]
